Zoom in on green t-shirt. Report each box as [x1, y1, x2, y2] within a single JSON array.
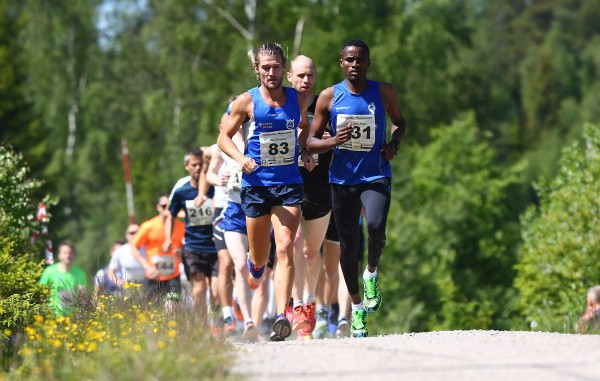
[[39, 264, 88, 316]]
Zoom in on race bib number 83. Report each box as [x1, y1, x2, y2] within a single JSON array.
[[259, 130, 296, 166]]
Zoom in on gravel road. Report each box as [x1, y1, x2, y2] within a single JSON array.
[[232, 330, 600, 381]]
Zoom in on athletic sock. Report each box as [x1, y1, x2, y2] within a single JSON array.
[[363, 267, 377, 279], [351, 302, 364, 312], [293, 299, 303, 309], [222, 306, 233, 320], [303, 292, 316, 305]]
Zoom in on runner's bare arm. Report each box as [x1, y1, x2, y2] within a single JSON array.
[[217, 93, 257, 174], [131, 243, 158, 279], [162, 213, 174, 253], [206, 144, 228, 186], [380, 82, 407, 160], [307, 87, 351, 153], [297, 91, 316, 172]]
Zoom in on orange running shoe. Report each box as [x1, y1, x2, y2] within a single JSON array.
[[304, 303, 316, 334], [223, 316, 236, 334], [233, 300, 244, 322], [210, 324, 220, 337], [297, 328, 313, 341], [290, 305, 309, 331]]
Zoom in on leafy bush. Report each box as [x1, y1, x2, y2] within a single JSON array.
[[375, 112, 523, 333], [0, 145, 51, 369], [515, 123, 600, 331]]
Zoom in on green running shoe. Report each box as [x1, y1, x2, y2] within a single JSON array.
[[363, 276, 382, 312], [350, 309, 368, 338], [314, 308, 329, 339]]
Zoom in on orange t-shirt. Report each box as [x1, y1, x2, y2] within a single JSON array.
[[134, 216, 185, 281]]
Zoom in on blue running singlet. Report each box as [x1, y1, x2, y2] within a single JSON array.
[[329, 79, 391, 185], [241, 86, 303, 187]]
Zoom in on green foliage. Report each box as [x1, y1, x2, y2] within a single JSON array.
[[0, 241, 49, 328], [0, 146, 42, 248], [515, 123, 600, 331], [0, 145, 52, 369], [4, 0, 600, 335], [374, 113, 523, 333]]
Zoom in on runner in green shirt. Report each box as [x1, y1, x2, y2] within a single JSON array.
[[40, 241, 88, 316]]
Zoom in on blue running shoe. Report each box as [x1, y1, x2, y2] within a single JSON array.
[[247, 255, 266, 280], [328, 305, 339, 334], [269, 313, 292, 342]]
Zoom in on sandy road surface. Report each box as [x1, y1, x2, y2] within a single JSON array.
[[232, 330, 600, 381]]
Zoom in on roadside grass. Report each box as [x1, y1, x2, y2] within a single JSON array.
[[0, 287, 239, 381]]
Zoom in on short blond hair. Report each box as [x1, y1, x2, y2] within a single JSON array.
[[248, 42, 287, 80]]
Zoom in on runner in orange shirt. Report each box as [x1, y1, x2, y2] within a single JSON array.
[[131, 194, 185, 313]]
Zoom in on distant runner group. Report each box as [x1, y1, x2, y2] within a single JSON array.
[[41, 39, 408, 342]]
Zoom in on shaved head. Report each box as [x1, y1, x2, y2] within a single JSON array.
[[290, 55, 316, 74], [287, 55, 317, 94]]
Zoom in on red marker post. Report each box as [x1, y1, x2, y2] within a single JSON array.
[[36, 203, 54, 264], [121, 139, 136, 224]]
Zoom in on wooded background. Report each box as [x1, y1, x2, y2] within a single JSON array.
[[2, 0, 600, 334]]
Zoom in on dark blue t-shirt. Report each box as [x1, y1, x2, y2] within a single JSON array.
[[169, 182, 216, 253]]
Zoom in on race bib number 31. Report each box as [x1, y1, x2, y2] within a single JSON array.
[[259, 129, 296, 166], [337, 114, 375, 152], [186, 199, 213, 226]]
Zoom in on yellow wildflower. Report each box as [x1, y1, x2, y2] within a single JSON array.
[[77, 343, 86, 351], [137, 313, 148, 323], [133, 344, 141, 352], [87, 342, 97, 352], [168, 329, 176, 338], [33, 315, 43, 324], [52, 339, 62, 348], [168, 320, 177, 328], [157, 340, 166, 349], [4, 329, 11, 336]]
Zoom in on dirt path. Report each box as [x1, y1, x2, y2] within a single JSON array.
[[232, 330, 600, 381]]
